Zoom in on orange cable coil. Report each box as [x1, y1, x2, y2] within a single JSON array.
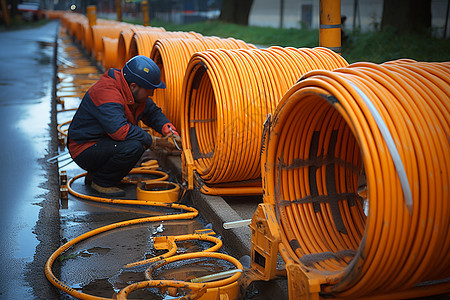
[[150, 36, 256, 131], [91, 24, 125, 62], [117, 25, 166, 67], [101, 36, 121, 70], [180, 47, 348, 193], [127, 30, 202, 59], [261, 59, 450, 298]]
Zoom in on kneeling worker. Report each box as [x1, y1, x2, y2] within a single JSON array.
[[67, 55, 179, 197]]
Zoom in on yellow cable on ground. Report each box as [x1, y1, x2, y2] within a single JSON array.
[[181, 47, 348, 194], [262, 60, 450, 298], [45, 172, 199, 300], [124, 231, 223, 268], [47, 170, 244, 300], [150, 37, 256, 131], [117, 252, 243, 300]]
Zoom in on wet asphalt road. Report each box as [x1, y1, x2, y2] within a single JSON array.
[[0, 21, 61, 299]]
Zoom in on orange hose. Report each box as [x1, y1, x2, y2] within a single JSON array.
[[45, 172, 199, 300], [262, 60, 450, 298]]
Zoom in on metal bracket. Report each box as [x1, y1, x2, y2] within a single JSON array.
[[287, 263, 322, 300], [182, 148, 194, 190], [250, 203, 281, 281]]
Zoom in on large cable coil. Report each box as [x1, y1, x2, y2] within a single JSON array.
[[262, 60, 450, 298], [117, 25, 165, 67], [101, 36, 121, 70], [128, 30, 202, 59], [91, 24, 125, 61], [150, 37, 256, 131], [181, 47, 348, 193]]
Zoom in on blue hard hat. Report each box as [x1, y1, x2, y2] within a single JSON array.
[[122, 55, 166, 90]]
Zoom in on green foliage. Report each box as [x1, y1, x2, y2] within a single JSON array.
[[151, 20, 319, 48], [342, 28, 450, 63], [149, 20, 450, 64]]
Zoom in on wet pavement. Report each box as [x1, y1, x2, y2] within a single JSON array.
[[0, 21, 61, 299]]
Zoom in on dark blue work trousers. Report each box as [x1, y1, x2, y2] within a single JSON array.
[[73, 137, 145, 187]]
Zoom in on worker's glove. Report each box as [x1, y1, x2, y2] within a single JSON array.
[[150, 135, 180, 151], [162, 122, 179, 136], [168, 133, 182, 150]]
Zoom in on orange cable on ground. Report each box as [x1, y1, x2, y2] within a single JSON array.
[[45, 173, 200, 300], [261, 60, 450, 298]]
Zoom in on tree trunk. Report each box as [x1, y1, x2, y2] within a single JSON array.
[[219, 0, 254, 26], [381, 0, 431, 34]]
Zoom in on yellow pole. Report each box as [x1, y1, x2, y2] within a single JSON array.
[[319, 0, 341, 54], [0, 0, 11, 27], [142, 0, 150, 26], [86, 5, 97, 27], [116, 0, 122, 22]]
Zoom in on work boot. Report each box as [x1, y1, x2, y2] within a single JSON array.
[[84, 172, 94, 185], [91, 181, 126, 197]]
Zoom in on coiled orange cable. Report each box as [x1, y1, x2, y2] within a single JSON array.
[[180, 47, 348, 193], [262, 60, 450, 298], [101, 37, 120, 69], [91, 25, 124, 61], [117, 26, 166, 67], [128, 30, 201, 60], [150, 37, 256, 131]]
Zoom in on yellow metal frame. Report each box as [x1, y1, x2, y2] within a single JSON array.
[[249, 203, 280, 281], [249, 203, 328, 300]]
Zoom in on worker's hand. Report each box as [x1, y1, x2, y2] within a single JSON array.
[[150, 135, 179, 151], [162, 122, 179, 136], [168, 133, 182, 150]]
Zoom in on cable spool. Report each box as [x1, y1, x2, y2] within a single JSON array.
[[66, 14, 85, 38], [181, 47, 348, 194], [128, 31, 201, 60], [91, 25, 124, 62], [74, 19, 87, 43], [262, 60, 450, 298], [118, 28, 136, 66], [150, 37, 256, 131], [79, 22, 93, 52], [118, 26, 166, 67], [102, 37, 121, 70]]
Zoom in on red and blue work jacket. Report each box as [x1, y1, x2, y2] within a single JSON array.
[[67, 68, 169, 159]]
